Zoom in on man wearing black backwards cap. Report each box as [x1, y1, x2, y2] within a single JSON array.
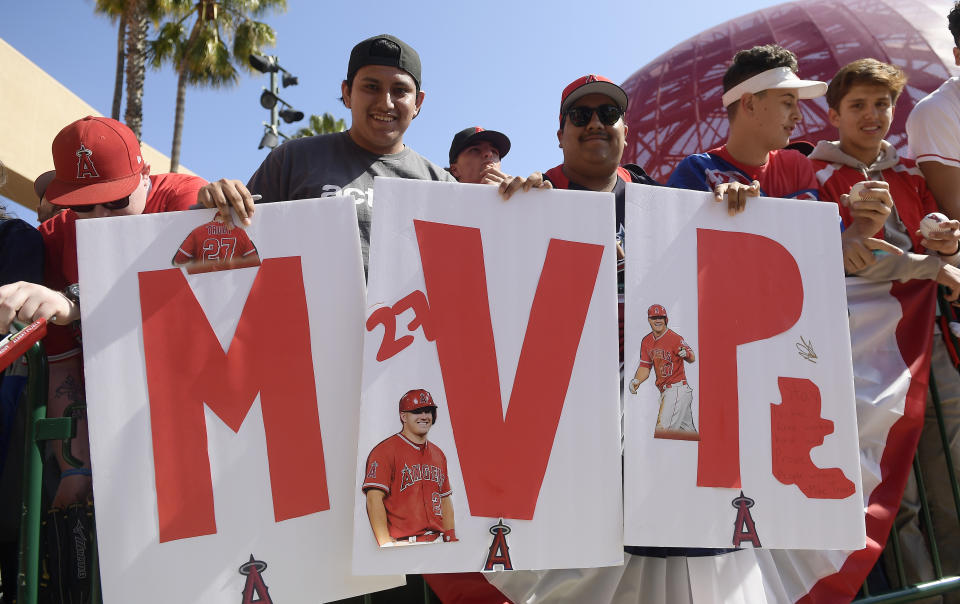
[[447, 127, 511, 185], [198, 34, 455, 268]]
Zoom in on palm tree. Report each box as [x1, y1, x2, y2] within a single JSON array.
[[294, 113, 347, 138], [93, 0, 127, 120], [149, 0, 286, 172], [93, 0, 173, 136], [124, 0, 149, 139]]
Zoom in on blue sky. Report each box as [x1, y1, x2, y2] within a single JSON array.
[[2, 0, 784, 223]]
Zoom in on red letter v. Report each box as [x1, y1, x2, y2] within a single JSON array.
[[414, 220, 603, 519]]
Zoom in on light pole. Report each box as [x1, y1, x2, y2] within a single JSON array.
[[249, 54, 303, 150]]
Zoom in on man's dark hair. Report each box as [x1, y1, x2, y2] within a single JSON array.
[[722, 45, 799, 117], [723, 45, 799, 92], [950, 1, 960, 47]]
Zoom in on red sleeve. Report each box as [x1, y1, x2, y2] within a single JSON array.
[[813, 160, 858, 230], [638, 334, 653, 367], [145, 174, 208, 213], [235, 230, 258, 257], [439, 450, 452, 496], [173, 228, 201, 264], [361, 441, 393, 494], [39, 214, 82, 360], [798, 156, 819, 194]]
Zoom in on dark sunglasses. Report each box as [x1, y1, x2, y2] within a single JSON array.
[[649, 316, 667, 320], [405, 407, 434, 415], [565, 104, 623, 127], [73, 197, 131, 213]]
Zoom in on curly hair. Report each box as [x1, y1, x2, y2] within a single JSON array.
[[950, 1, 960, 46], [825, 58, 907, 109], [723, 45, 799, 92], [723, 45, 800, 117]]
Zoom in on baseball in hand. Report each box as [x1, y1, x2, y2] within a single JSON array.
[[677, 348, 687, 358], [848, 181, 871, 202], [920, 212, 951, 239]]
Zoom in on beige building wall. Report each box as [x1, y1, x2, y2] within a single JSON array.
[[0, 37, 194, 212]]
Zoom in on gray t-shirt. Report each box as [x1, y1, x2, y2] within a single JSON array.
[[247, 130, 455, 266]]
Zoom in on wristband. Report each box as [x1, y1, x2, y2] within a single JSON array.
[[939, 247, 960, 266], [61, 468, 91, 478]]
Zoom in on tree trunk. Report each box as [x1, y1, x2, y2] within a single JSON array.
[[123, 0, 148, 141], [170, 68, 187, 173], [112, 14, 126, 121]]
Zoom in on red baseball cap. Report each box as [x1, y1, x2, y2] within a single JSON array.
[[560, 75, 629, 117], [648, 304, 668, 318], [399, 389, 437, 413], [45, 116, 145, 207]]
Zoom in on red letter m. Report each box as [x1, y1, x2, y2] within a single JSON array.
[[138, 257, 329, 543]]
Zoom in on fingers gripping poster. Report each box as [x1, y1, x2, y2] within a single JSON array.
[[76, 200, 402, 604], [354, 177, 624, 574], [622, 184, 865, 549]]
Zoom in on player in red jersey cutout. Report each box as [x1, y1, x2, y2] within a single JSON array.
[[362, 389, 456, 546], [629, 304, 699, 441], [172, 215, 261, 274]]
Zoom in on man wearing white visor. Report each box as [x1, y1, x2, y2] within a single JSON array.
[[668, 44, 827, 213]]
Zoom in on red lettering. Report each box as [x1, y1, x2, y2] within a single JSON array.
[[696, 229, 803, 488], [365, 289, 435, 362], [365, 307, 413, 361], [770, 377, 854, 499], [138, 258, 329, 542], [414, 220, 603, 519]]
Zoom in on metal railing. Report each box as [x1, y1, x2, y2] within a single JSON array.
[[11, 322, 101, 604]]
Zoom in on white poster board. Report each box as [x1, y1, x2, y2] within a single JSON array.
[[353, 178, 623, 574], [78, 200, 402, 603], [622, 184, 864, 549]]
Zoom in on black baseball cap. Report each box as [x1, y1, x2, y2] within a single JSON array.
[[448, 127, 511, 165], [347, 34, 421, 90]]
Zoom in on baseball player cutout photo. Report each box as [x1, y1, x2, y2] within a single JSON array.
[[628, 304, 700, 441], [362, 389, 457, 547], [171, 216, 261, 275]]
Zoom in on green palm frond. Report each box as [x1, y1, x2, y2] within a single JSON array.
[[294, 113, 347, 138]]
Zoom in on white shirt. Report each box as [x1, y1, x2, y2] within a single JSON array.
[[907, 76, 960, 168]]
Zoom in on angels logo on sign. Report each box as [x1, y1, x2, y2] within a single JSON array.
[[483, 519, 514, 571], [731, 492, 761, 548], [238, 554, 273, 604]]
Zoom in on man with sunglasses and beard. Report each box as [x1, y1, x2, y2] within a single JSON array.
[[0, 116, 206, 507], [543, 75, 658, 375]]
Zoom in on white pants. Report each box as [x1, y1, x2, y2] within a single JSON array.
[[657, 383, 697, 433]]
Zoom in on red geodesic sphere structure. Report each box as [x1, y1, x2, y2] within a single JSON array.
[[622, 0, 959, 182]]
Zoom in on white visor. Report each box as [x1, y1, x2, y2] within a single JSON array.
[[721, 66, 827, 108]]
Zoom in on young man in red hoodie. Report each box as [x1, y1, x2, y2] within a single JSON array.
[[810, 57, 960, 590]]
